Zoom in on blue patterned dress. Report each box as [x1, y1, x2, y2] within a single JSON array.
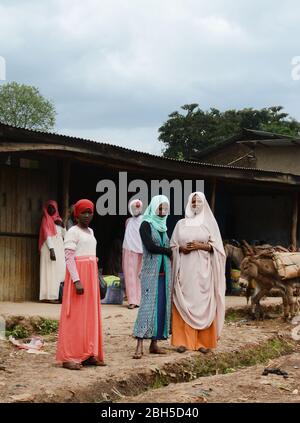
[[133, 223, 172, 339]]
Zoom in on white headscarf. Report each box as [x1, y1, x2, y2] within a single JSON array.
[[122, 199, 143, 254], [184, 192, 225, 256]]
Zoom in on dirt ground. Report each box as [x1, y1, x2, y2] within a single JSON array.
[[0, 297, 299, 403], [0, 296, 283, 320]]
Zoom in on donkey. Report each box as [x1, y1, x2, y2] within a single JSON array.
[[240, 253, 300, 320]]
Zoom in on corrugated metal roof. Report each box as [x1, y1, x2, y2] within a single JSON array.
[[192, 128, 300, 159], [243, 128, 300, 140], [238, 139, 300, 147], [0, 122, 299, 177]]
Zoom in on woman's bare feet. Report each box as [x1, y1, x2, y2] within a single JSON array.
[[133, 339, 143, 359], [62, 361, 82, 370], [149, 340, 166, 354]]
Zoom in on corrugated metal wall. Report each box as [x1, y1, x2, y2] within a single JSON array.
[[0, 164, 57, 301]]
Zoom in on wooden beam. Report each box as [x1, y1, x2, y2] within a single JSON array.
[[0, 232, 38, 238], [291, 192, 299, 249], [0, 142, 95, 154], [2, 141, 300, 187], [210, 178, 217, 214], [257, 141, 270, 148], [62, 160, 70, 222]]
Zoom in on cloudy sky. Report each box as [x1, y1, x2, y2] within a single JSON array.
[[1, 0, 300, 154]]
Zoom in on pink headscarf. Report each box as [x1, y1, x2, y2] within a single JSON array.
[[38, 200, 62, 251]]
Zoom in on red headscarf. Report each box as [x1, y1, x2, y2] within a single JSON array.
[[38, 200, 63, 251], [74, 199, 94, 219]]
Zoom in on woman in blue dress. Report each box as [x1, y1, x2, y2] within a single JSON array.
[[132, 195, 172, 359]]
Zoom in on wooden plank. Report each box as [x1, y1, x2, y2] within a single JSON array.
[[0, 236, 40, 301], [16, 237, 23, 301], [62, 160, 70, 220], [210, 178, 217, 214], [291, 192, 299, 249], [0, 235, 3, 300], [0, 168, 5, 233], [34, 238, 40, 300], [0, 164, 58, 301]]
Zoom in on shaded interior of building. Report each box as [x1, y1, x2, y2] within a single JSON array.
[[0, 150, 299, 301]]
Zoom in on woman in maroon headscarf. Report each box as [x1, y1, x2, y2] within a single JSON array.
[[39, 200, 66, 303], [56, 199, 105, 370]]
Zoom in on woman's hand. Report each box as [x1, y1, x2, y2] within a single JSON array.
[[186, 241, 213, 252], [186, 241, 197, 251], [179, 246, 190, 254], [165, 248, 172, 259], [74, 280, 84, 295], [49, 248, 56, 261]]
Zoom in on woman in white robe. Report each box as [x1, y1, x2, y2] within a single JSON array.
[[39, 200, 66, 302], [170, 192, 226, 353]]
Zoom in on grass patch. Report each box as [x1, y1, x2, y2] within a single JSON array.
[[152, 377, 169, 390], [4, 316, 58, 338], [225, 304, 283, 322], [6, 324, 29, 339], [225, 310, 243, 322], [148, 336, 298, 392], [35, 319, 58, 335]]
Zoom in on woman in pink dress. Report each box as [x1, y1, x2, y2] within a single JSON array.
[[122, 199, 143, 309], [56, 199, 105, 370]]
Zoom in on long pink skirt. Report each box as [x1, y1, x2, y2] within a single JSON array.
[[56, 256, 104, 363], [122, 248, 142, 306]]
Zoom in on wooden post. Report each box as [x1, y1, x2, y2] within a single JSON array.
[[62, 160, 70, 223], [291, 192, 298, 250], [210, 178, 217, 214]]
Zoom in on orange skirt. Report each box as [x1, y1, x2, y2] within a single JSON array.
[[56, 256, 104, 363], [171, 304, 217, 351]]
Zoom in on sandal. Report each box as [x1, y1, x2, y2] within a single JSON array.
[[82, 357, 107, 366], [176, 346, 187, 353], [62, 361, 82, 370], [198, 347, 210, 354], [132, 352, 143, 359], [127, 304, 136, 310], [132, 348, 143, 359]]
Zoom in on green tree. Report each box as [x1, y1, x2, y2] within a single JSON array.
[[0, 82, 56, 131], [159, 105, 300, 159]]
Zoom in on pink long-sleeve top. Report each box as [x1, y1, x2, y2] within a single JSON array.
[[64, 225, 97, 283]]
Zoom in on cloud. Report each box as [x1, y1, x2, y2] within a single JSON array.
[[61, 125, 162, 154], [1, 0, 300, 152]]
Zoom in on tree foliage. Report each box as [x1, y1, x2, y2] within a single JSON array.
[[0, 82, 56, 131], [159, 104, 300, 159]]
